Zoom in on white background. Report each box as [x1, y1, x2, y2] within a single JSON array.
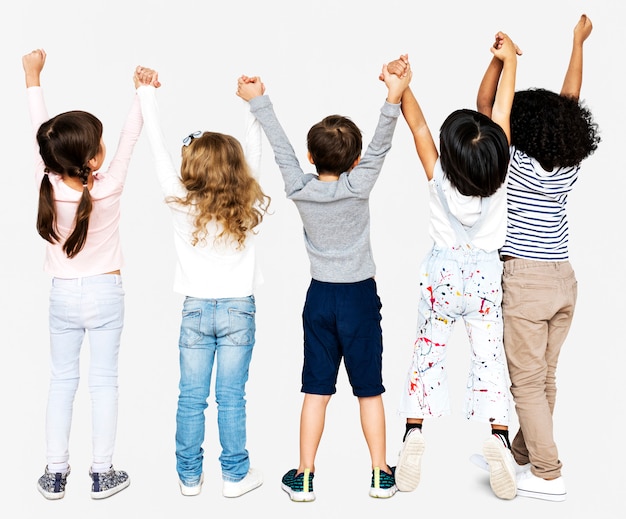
[[2, 1, 624, 518]]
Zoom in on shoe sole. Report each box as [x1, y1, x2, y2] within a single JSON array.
[[223, 479, 263, 498], [517, 488, 566, 502], [471, 453, 531, 475], [37, 485, 65, 500], [90, 478, 130, 500], [470, 453, 491, 472], [281, 483, 315, 502], [180, 486, 202, 497], [180, 474, 204, 496], [395, 431, 425, 492], [369, 485, 398, 498], [483, 437, 516, 500]]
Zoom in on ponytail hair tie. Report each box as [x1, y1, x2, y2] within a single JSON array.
[[79, 165, 91, 187]]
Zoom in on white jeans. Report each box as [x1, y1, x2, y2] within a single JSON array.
[[46, 274, 124, 471], [399, 246, 510, 425]]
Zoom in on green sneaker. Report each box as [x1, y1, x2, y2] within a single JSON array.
[[281, 468, 315, 502], [369, 466, 397, 498]]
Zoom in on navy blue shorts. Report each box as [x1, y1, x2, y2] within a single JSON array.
[[301, 278, 385, 397]]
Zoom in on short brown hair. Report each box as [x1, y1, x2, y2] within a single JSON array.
[[306, 115, 362, 175]]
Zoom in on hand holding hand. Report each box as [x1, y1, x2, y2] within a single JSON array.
[[381, 56, 412, 104], [492, 32, 522, 57], [379, 54, 409, 81], [134, 66, 161, 89], [236, 75, 265, 102], [491, 32, 520, 61]]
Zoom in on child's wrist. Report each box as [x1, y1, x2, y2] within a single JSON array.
[[25, 72, 40, 81]]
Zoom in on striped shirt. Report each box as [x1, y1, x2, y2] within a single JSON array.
[[500, 147, 579, 261]]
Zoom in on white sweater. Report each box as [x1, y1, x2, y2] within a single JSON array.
[[137, 85, 263, 298]]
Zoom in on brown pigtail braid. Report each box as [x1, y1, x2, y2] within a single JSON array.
[[36, 171, 60, 244]]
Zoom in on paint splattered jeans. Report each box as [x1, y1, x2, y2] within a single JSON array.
[[399, 245, 510, 425], [502, 258, 577, 479]]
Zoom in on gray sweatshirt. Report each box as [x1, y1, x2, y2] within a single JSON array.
[[249, 95, 401, 283]]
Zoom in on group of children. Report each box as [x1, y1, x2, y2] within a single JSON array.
[[22, 13, 600, 504]]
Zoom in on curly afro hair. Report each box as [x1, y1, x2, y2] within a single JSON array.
[[510, 88, 600, 171]]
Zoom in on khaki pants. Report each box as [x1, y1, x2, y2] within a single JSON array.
[[502, 258, 577, 479]]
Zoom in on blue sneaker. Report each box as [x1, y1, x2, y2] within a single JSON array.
[[37, 466, 70, 500], [90, 466, 130, 499], [369, 466, 397, 498], [281, 468, 315, 502]]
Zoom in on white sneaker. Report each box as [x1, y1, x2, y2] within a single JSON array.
[[482, 435, 516, 500], [395, 428, 426, 492], [470, 453, 530, 475], [517, 471, 566, 502], [222, 468, 263, 498], [179, 473, 204, 496]]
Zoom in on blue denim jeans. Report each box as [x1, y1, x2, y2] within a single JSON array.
[[175, 295, 256, 486], [46, 274, 124, 472]]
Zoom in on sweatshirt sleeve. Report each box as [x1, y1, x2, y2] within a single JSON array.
[[248, 95, 305, 197], [104, 93, 144, 185], [344, 101, 401, 193], [26, 86, 48, 186], [136, 85, 182, 198], [243, 101, 262, 180]]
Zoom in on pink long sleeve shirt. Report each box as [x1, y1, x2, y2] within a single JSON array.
[[27, 86, 143, 278]]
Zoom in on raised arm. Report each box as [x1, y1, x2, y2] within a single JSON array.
[[237, 76, 308, 197], [476, 34, 522, 121], [561, 14, 592, 100], [401, 87, 438, 180], [243, 106, 262, 179], [134, 66, 182, 197], [476, 56, 503, 119], [23, 48, 49, 128], [385, 55, 437, 180], [239, 76, 265, 179], [103, 81, 144, 185], [488, 32, 518, 144], [23, 49, 49, 182]]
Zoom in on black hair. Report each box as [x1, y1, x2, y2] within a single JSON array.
[[510, 88, 600, 170], [439, 109, 509, 197]]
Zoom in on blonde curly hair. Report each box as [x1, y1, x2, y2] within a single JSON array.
[[169, 132, 270, 249]]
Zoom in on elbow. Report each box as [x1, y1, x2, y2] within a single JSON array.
[[476, 97, 493, 117]]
